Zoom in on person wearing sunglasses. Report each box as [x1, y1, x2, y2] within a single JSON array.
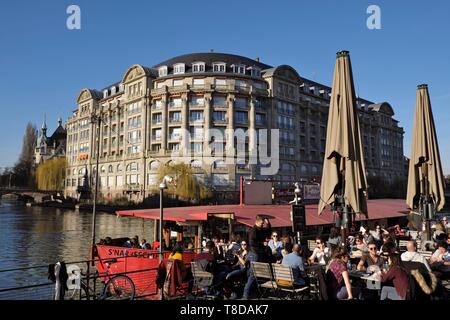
[[268, 232, 283, 261], [357, 241, 385, 272], [309, 236, 329, 265]]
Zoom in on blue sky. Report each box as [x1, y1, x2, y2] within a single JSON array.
[[0, 0, 449, 173]]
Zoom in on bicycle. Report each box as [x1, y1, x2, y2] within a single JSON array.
[[67, 258, 136, 300]]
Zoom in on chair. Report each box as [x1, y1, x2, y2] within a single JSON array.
[[307, 240, 317, 252], [398, 240, 409, 251], [250, 262, 277, 299], [271, 263, 309, 300], [190, 261, 216, 299]]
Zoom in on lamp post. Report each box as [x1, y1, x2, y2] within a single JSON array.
[[90, 112, 102, 266], [159, 175, 172, 300]]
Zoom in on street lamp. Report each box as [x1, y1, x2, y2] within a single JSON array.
[[159, 175, 173, 300], [90, 112, 102, 266]]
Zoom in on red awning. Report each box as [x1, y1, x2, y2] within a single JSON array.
[[116, 199, 409, 228]]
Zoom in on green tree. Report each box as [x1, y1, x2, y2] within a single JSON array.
[[155, 162, 211, 201], [36, 158, 67, 191]]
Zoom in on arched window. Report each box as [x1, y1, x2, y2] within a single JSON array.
[[100, 166, 106, 173], [149, 161, 160, 171], [108, 165, 113, 173], [191, 159, 202, 168], [126, 162, 138, 172], [117, 164, 123, 172]]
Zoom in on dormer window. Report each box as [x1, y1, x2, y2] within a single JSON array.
[[232, 64, 246, 74], [213, 62, 226, 72], [110, 86, 116, 95], [158, 66, 168, 77], [119, 83, 124, 92], [248, 66, 261, 77], [192, 62, 205, 73], [173, 63, 185, 75], [309, 86, 315, 94], [103, 90, 108, 99]]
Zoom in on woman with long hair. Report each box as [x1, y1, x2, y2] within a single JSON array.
[[326, 246, 354, 300], [380, 253, 409, 300]]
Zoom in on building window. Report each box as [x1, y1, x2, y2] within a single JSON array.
[[169, 97, 182, 108], [213, 95, 227, 107], [173, 79, 183, 86], [249, 66, 261, 77], [192, 62, 205, 73], [190, 111, 204, 122], [158, 66, 168, 77], [234, 111, 248, 124], [173, 63, 185, 74], [213, 111, 227, 122], [193, 78, 205, 86], [169, 111, 182, 123], [232, 64, 246, 74], [215, 79, 227, 87], [190, 96, 204, 107], [190, 127, 204, 140], [213, 62, 226, 72]]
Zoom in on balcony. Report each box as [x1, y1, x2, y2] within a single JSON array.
[[213, 84, 235, 92], [125, 184, 142, 192], [255, 120, 267, 127], [213, 118, 228, 124], [169, 118, 182, 125], [190, 118, 204, 124], [235, 118, 248, 125], [168, 103, 182, 109], [189, 101, 205, 109], [190, 84, 213, 93], [169, 84, 188, 94], [127, 108, 142, 116], [169, 134, 182, 141], [152, 120, 162, 126], [235, 86, 250, 94], [151, 87, 167, 96], [152, 104, 163, 110]]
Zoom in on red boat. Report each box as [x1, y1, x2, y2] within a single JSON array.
[[94, 243, 197, 299]]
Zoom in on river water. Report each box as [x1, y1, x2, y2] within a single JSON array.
[[0, 200, 155, 289]]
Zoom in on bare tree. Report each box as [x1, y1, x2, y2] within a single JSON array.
[[13, 122, 37, 187]]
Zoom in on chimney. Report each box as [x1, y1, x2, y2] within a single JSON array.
[[256, 57, 260, 62]]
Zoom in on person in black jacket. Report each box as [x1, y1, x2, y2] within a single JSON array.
[[242, 215, 272, 299]]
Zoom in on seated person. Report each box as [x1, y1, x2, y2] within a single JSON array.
[[357, 241, 385, 272], [327, 247, 355, 300], [309, 236, 330, 265], [400, 240, 432, 272], [140, 239, 151, 250], [281, 244, 306, 287], [350, 235, 368, 257], [268, 232, 283, 261], [169, 242, 184, 261], [379, 253, 409, 300], [430, 241, 450, 275]]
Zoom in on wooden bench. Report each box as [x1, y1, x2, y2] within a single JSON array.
[[271, 263, 309, 300], [251, 262, 278, 299]]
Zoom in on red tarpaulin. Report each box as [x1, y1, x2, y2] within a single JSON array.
[[116, 199, 409, 228]]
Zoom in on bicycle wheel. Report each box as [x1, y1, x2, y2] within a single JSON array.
[[101, 275, 135, 300]]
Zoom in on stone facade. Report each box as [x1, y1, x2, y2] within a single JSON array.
[[64, 53, 406, 202]]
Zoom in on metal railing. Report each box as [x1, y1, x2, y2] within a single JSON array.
[[0, 256, 168, 300]]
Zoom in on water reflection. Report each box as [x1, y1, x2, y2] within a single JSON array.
[[0, 200, 155, 288]]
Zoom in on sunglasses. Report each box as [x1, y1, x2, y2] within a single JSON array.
[[272, 235, 278, 238], [369, 247, 377, 251]]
